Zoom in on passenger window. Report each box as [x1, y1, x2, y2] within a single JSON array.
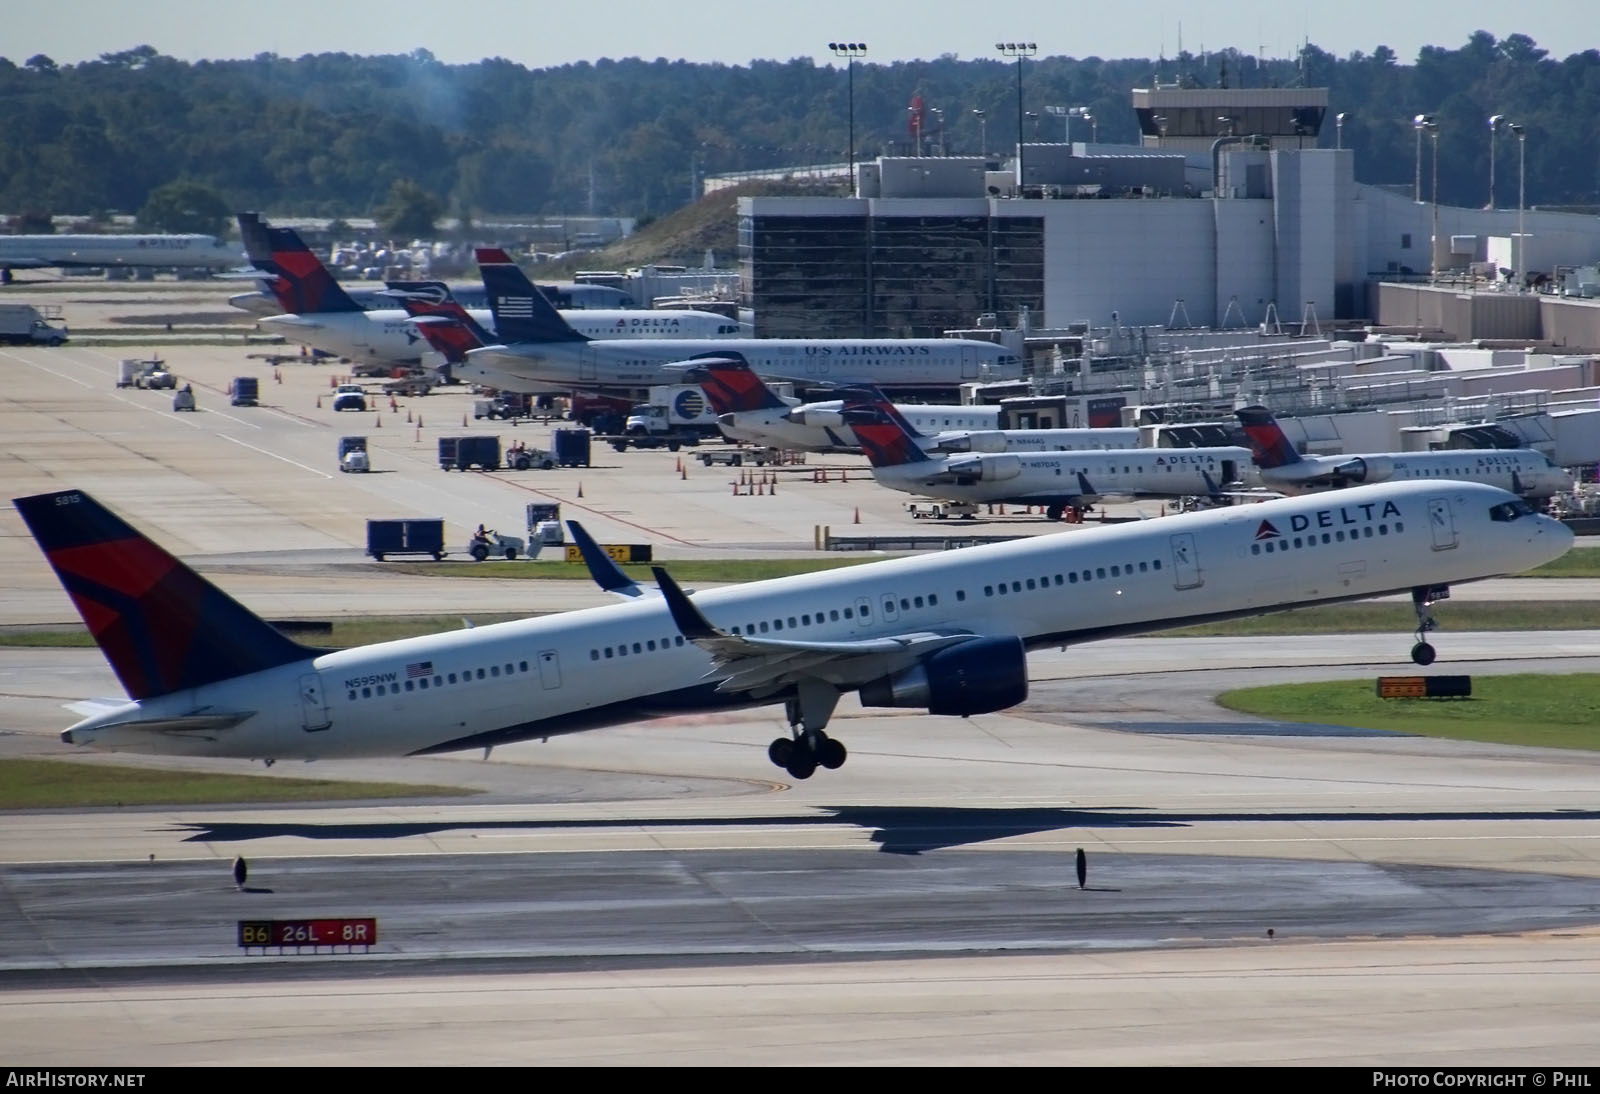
[[1138, 562, 1147, 572], [830, 610, 840, 621], [1055, 575, 1064, 585], [914, 596, 924, 608], [419, 678, 428, 689], [984, 585, 993, 596], [362, 687, 371, 698], [844, 608, 853, 619], [1025, 579, 1036, 590], [802, 614, 811, 625], [1336, 531, 1345, 542], [1096, 568, 1106, 579], [1153, 559, 1161, 569], [788, 617, 797, 628], [376, 684, 386, 695], [348, 689, 357, 700], [900, 598, 910, 610], [1396, 522, 1405, 533], [519, 661, 528, 671], [590, 651, 598, 661], [491, 665, 500, 676], [1252, 544, 1261, 555], [1011, 581, 1021, 592], [449, 672, 458, 683], [774, 619, 783, 631], [760, 622, 769, 633], [1111, 565, 1120, 576], [861, 604, 871, 617], [675, 636, 684, 646], [954, 590, 963, 602], [1069, 572, 1078, 583], [647, 640, 656, 651]]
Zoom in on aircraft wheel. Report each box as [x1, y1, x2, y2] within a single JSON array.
[[1411, 642, 1437, 666], [768, 737, 794, 768], [1046, 503, 1065, 521], [818, 737, 847, 770], [785, 754, 817, 780]]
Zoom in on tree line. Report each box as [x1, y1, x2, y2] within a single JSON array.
[[0, 33, 1594, 235]]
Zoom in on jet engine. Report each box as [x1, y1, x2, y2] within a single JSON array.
[[1329, 456, 1393, 483], [858, 635, 1028, 716], [785, 403, 844, 427], [930, 431, 1008, 454], [944, 454, 1023, 482]]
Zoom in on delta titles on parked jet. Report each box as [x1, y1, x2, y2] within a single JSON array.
[[17, 479, 1569, 780]]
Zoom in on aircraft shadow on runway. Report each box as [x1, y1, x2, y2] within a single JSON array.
[[172, 805, 1600, 855]]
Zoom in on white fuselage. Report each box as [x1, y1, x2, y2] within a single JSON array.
[[256, 307, 747, 363], [872, 446, 1254, 507], [1264, 449, 1575, 500], [462, 339, 1022, 395], [61, 482, 1571, 761], [0, 234, 240, 270]]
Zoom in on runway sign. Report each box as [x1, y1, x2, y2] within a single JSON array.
[[238, 918, 378, 952], [1376, 676, 1472, 699]]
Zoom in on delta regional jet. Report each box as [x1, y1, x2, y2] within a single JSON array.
[[1237, 405, 1574, 499], [459, 249, 1021, 396], [18, 480, 1570, 780]]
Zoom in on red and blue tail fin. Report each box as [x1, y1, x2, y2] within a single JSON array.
[[840, 388, 933, 468], [14, 490, 315, 701], [386, 281, 495, 363], [680, 354, 788, 414], [237, 213, 361, 315], [475, 247, 587, 344], [1234, 405, 1303, 469]]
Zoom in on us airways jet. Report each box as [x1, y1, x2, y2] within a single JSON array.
[[18, 481, 1568, 779], [238, 220, 739, 364], [685, 356, 1138, 454], [459, 248, 1022, 396], [1237, 405, 1575, 500], [847, 394, 1251, 521]]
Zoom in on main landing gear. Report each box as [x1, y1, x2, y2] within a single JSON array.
[[767, 680, 847, 780], [1410, 584, 1450, 666]]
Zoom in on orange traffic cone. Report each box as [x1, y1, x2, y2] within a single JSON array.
[[374, 413, 382, 428], [416, 414, 422, 428], [274, 368, 282, 384], [675, 456, 682, 472], [462, 413, 468, 427], [406, 409, 413, 423], [853, 507, 861, 524], [577, 482, 584, 498], [680, 465, 687, 480], [316, 395, 322, 408]]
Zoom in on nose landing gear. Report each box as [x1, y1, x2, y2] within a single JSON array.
[[1410, 585, 1450, 665]]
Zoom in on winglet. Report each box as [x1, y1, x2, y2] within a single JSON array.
[[567, 520, 643, 597], [652, 566, 720, 639]]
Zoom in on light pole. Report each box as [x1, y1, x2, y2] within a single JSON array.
[[828, 42, 867, 191], [995, 42, 1038, 193], [1487, 113, 1505, 210], [1025, 110, 1039, 139], [1082, 112, 1096, 142], [1423, 118, 1440, 283], [908, 105, 922, 156], [1510, 122, 1526, 289], [1335, 112, 1346, 149], [931, 107, 944, 155], [1068, 106, 1093, 145], [973, 108, 987, 157], [1413, 113, 1434, 202]]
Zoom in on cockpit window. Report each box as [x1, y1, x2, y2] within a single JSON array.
[[1489, 499, 1536, 522]]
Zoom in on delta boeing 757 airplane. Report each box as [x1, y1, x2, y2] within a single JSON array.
[[17, 482, 1569, 779]]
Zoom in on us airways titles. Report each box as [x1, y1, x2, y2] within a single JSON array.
[[1255, 498, 1404, 539], [794, 345, 935, 357]]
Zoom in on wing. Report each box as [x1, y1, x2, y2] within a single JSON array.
[[652, 566, 977, 698]]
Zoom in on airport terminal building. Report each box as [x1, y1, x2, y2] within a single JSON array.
[[739, 86, 1600, 342]]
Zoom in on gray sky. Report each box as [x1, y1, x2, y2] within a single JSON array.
[[13, 1, 1599, 68]]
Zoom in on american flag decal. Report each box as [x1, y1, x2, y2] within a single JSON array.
[[497, 296, 535, 317], [406, 661, 434, 679]]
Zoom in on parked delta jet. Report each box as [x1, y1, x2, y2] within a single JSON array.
[[684, 356, 1137, 454], [238, 218, 740, 364], [847, 393, 1251, 521], [1236, 405, 1574, 500], [18, 482, 1569, 779], [0, 233, 239, 282], [461, 248, 1021, 396]]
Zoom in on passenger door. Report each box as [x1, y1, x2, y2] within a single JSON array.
[[537, 649, 562, 690], [1169, 533, 1203, 589], [298, 672, 331, 732], [1427, 497, 1458, 551]]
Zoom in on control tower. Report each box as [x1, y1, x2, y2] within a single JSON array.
[[1130, 85, 1328, 153]]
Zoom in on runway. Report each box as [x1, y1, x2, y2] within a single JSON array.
[[4, 297, 1600, 1063]]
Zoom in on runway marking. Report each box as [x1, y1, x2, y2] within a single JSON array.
[[217, 435, 332, 479]]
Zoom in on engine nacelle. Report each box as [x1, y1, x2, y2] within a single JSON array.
[[786, 402, 844, 427], [1330, 455, 1393, 483], [858, 635, 1028, 716], [930, 430, 1008, 454], [944, 453, 1023, 482]]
